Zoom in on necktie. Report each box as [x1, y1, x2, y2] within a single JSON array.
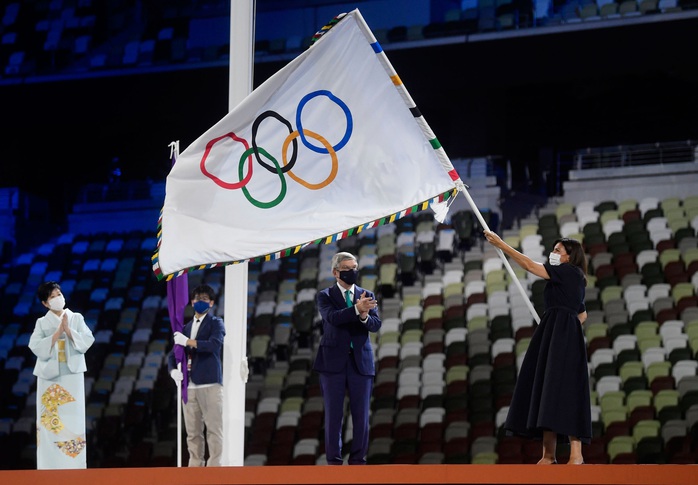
[[188, 319, 200, 373], [346, 290, 353, 350]]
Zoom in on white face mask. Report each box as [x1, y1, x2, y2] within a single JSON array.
[[548, 252, 562, 266], [48, 294, 65, 311]]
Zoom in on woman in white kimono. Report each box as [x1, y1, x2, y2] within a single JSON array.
[[29, 281, 95, 469]]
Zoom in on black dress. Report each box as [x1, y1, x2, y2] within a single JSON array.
[[504, 262, 592, 444]]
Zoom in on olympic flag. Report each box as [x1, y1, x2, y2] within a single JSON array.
[[153, 9, 464, 280]]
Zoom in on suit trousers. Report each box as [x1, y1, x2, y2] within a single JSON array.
[[183, 383, 224, 466], [319, 354, 373, 465]]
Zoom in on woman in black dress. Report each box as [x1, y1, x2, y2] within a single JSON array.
[[484, 232, 590, 465]]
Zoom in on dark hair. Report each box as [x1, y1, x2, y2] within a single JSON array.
[[191, 284, 216, 301], [37, 281, 61, 303], [554, 238, 587, 277]]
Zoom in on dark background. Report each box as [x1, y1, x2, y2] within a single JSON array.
[[2, 16, 697, 206]]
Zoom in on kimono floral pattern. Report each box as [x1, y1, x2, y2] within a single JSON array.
[[56, 437, 87, 458], [40, 384, 76, 434], [40, 383, 85, 458]]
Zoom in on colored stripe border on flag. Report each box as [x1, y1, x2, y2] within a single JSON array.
[[152, 188, 457, 280]]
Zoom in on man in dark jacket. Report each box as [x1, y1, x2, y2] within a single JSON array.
[[313, 252, 381, 465], [168, 284, 225, 466]]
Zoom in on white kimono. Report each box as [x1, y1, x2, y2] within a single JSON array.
[[28, 308, 95, 469]]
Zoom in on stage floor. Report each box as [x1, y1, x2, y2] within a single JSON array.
[[2, 464, 698, 485]]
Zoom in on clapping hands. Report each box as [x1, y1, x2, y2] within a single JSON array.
[[357, 291, 377, 319], [56, 313, 72, 339]]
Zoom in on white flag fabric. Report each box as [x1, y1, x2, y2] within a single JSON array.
[[154, 9, 463, 280]]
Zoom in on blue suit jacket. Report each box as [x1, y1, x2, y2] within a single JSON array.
[[312, 284, 381, 376], [168, 313, 225, 385]]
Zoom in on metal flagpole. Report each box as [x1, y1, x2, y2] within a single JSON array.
[[176, 362, 182, 467], [459, 186, 541, 324], [165, 139, 190, 466], [222, 0, 255, 466]]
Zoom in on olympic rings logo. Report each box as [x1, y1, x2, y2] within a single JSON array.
[[199, 90, 353, 209]]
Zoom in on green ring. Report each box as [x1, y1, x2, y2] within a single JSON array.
[[239, 147, 286, 209]]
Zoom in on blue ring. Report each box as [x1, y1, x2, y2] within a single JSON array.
[[296, 90, 353, 154]]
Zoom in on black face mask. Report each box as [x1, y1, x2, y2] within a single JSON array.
[[338, 269, 359, 285]]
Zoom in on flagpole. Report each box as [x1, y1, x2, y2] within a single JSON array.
[[176, 362, 182, 467], [459, 187, 541, 324], [165, 140, 190, 467], [222, 0, 255, 467]]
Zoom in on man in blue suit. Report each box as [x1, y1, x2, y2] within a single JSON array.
[[167, 284, 225, 467], [313, 251, 381, 465]]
